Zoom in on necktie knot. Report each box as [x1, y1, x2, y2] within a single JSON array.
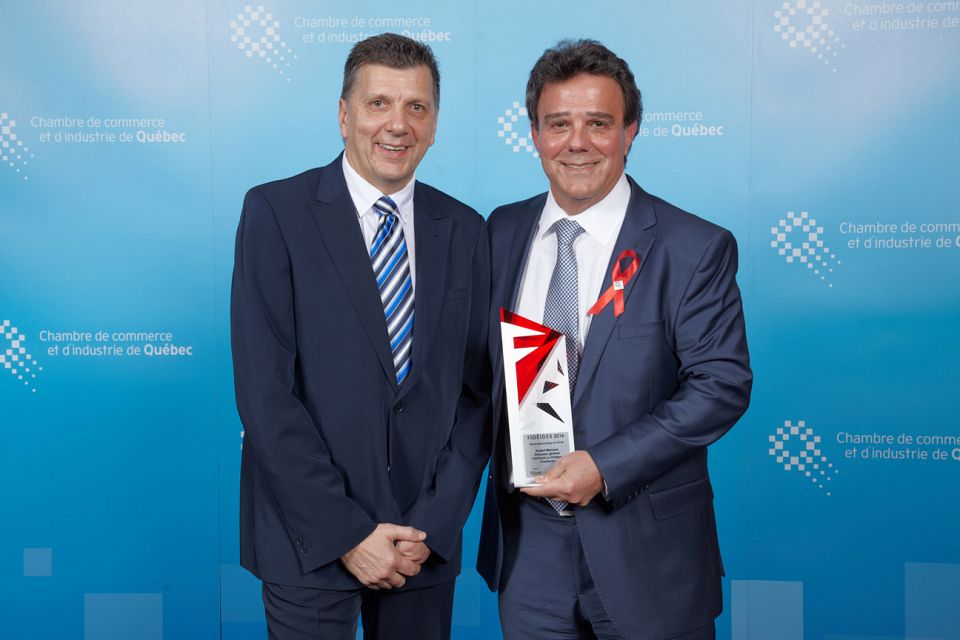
[[554, 218, 584, 248], [374, 195, 398, 218]]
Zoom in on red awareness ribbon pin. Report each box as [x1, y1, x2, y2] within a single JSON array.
[[587, 250, 640, 318]]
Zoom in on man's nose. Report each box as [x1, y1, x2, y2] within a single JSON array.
[[567, 122, 589, 151], [385, 107, 410, 135]]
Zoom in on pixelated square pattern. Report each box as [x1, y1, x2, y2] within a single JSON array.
[[770, 210, 840, 287], [772, 0, 844, 70], [769, 419, 839, 494], [0, 112, 34, 180], [1, 319, 42, 391], [498, 101, 538, 157], [23, 548, 52, 577], [229, 5, 296, 80], [84, 593, 162, 640], [731, 580, 803, 640]]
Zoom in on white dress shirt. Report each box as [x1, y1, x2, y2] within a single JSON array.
[[341, 154, 417, 286], [515, 173, 631, 352]]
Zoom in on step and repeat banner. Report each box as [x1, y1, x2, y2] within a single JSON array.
[[2, 1, 958, 638]]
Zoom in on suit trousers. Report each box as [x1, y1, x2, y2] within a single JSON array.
[[498, 497, 715, 640], [262, 578, 455, 640], [499, 496, 620, 639]]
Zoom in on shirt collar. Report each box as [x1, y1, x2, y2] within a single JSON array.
[[539, 173, 631, 245], [341, 153, 416, 223]]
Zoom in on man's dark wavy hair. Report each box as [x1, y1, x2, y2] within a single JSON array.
[[526, 39, 641, 128]]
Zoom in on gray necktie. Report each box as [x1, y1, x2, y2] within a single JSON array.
[[540, 217, 584, 513], [543, 218, 585, 394]]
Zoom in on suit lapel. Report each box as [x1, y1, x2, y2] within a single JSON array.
[[397, 183, 451, 400], [308, 159, 397, 389], [573, 179, 658, 408], [491, 196, 545, 442], [505, 196, 546, 312]]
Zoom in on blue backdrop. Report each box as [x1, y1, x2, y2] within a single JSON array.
[[2, 1, 959, 638]]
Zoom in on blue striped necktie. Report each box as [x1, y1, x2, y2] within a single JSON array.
[[370, 195, 414, 385]]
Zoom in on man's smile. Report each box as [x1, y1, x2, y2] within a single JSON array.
[[376, 142, 410, 153]]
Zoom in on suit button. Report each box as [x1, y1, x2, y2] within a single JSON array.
[[393, 402, 404, 413], [295, 537, 303, 545]]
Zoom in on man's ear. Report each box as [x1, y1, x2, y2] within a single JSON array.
[[623, 119, 639, 157], [338, 97, 349, 139], [427, 107, 438, 148]]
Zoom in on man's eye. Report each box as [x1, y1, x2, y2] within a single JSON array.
[[371, 99, 385, 108], [551, 121, 568, 129], [411, 104, 425, 112]]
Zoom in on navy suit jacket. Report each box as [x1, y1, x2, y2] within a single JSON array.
[[231, 156, 491, 590], [477, 178, 752, 639]]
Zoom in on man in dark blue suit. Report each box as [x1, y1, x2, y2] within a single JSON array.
[[231, 34, 490, 640], [477, 40, 752, 640]]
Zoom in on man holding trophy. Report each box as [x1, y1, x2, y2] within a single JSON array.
[[477, 40, 753, 640]]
